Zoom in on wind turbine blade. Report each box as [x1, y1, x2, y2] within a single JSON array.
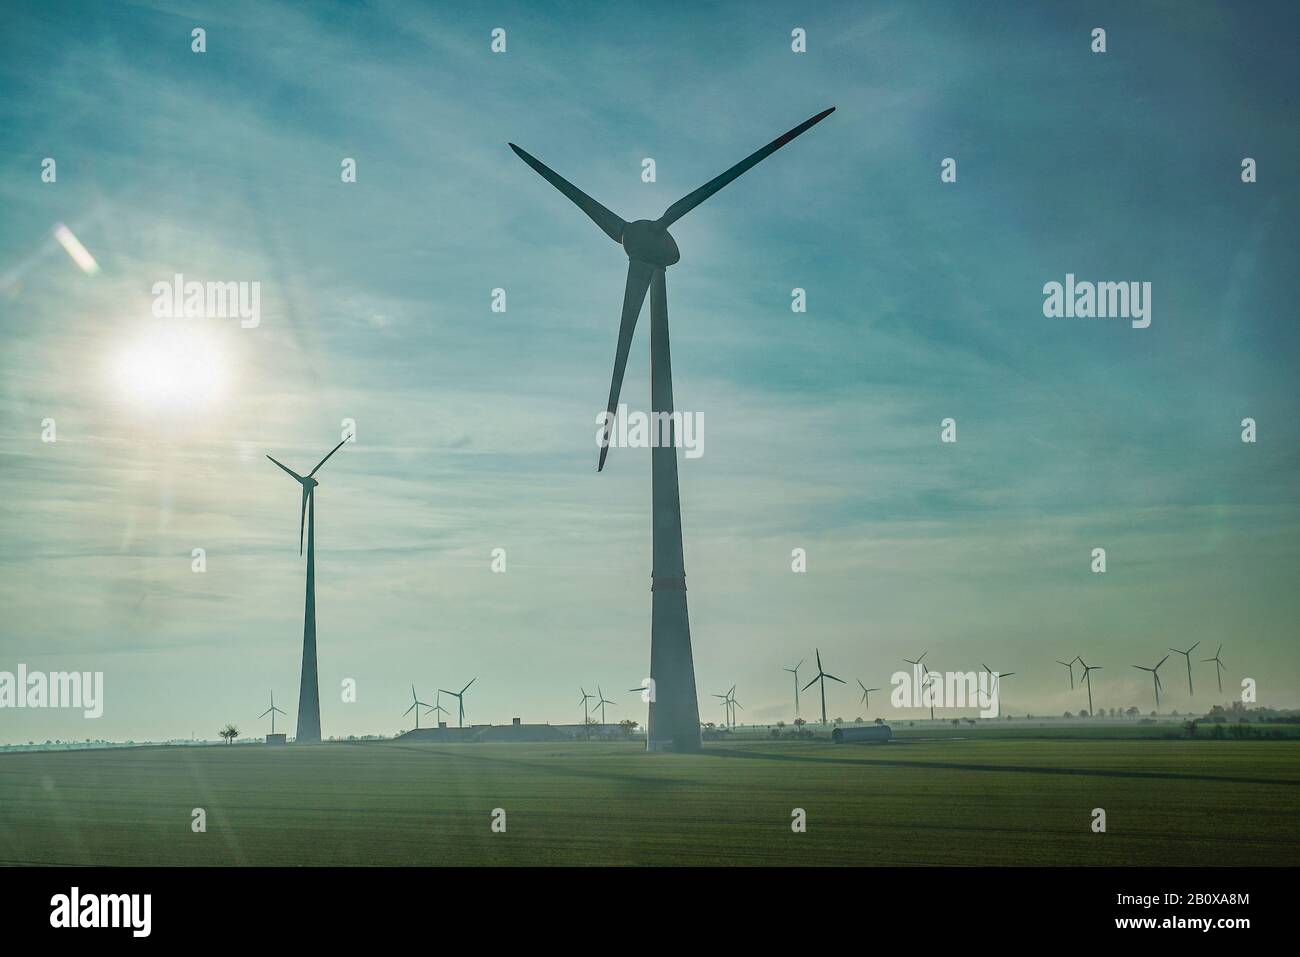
[[657, 107, 836, 227], [260, 708, 272, 718], [801, 677, 818, 692], [1001, 672, 1016, 679], [825, 673, 846, 684], [597, 260, 655, 471], [1188, 641, 1200, 653], [309, 436, 350, 477], [1155, 655, 1169, 669], [298, 486, 309, 555], [508, 143, 626, 243], [266, 455, 304, 481], [461, 677, 477, 694], [403, 703, 415, 716]]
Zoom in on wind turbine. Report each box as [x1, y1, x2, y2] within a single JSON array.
[[266, 435, 350, 743], [920, 665, 938, 721], [424, 690, 450, 725], [711, 690, 730, 727], [402, 684, 432, 730], [1078, 658, 1102, 715], [578, 687, 594, 724], [438, 678, 477, 728], [1057, 657, 1080, 689], [593, 686, 616, 725], [1133, 656, 1168, 710], [801, 649, 845, 726], [727, 687, 743, 728], [1169, 642, 1200, 696], [857, 680, 880, 710], [258, 691, 286, 735], [511, 107, 835, 751], [783, 659, 805, 717], [1202, 644, 1227, 694]]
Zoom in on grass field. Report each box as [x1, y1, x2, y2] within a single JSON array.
[[1, 737, 1297, 866]]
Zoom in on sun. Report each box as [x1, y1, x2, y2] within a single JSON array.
[[112, 325, 228, 411]]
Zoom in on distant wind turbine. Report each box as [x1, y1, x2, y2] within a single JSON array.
[[403, 684, 432, 730], [920, 665, 938, 721], [802, 650, 845, 726], [424, 690, 450, 725], [1133, 656, 1168, 709], [511, 107, 835, 751], [857, 680, 881, 710], [783, 659, 805, 717], [258, 691, 286, 735], [267, 435, 351, 743], [1169, 642, 1200, 696], [593, 686, 616, 725], [1078, 658, 1102, 715], [1057, 657, 1080, 689], [578, 687, 594, 724], [1202, 644, 1227, 694], [438, 678, 477, 728]]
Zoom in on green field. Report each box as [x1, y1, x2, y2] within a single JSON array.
[[2, 738, 1297, 866]]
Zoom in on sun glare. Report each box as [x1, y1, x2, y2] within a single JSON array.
[[112, 326, 228, 411]]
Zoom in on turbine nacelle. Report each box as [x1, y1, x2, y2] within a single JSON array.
[[622, 219, 680, 267]]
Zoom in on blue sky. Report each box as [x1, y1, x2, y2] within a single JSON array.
[[1, 0, 1297, 741]]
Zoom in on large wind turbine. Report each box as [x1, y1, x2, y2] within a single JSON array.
[[1169, 642, 1200, 696], [258, 691, 286, 735], [783, 660, 805, 718], [267, 435, 350, 743], [438, 678, 477, 728], [801, 649, 845, 726], [403, 684, 432, 730], [1133, 656, 1168, 710], [1202, 644, 1227, 694], [511, 107, 835, 751]]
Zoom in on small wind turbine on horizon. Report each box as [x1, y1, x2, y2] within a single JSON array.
[[1169, 642, 1200, 696], [579, 687, 594, 725], [403, 684, 432, 730], [1202, 644, 1227, 694], [857, 680, 880, 711], [438, 678, 477, 728], [802, 650, 845, 726], [258, 691, 286, 735], [1133, 656, 1169, 710], [267, 434, 351, 743], [593, 686, 616, 725], [511, 106, 835, 752], [424, 690, 450, 725], [921, 665, 938, 721], [783, 659, 805, 718]]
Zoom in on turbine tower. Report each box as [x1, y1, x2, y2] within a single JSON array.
[[403, 684, 432, 730], [511, 107, 835, 751], [1169, 642, 1200, 696], [801, 649, 844, 726], [1202, 644, 1227, 694], [1078, 658, 1101, 715], [783, 659, 805, 717], [258, 690, 286, 735], [1133, 656, 1168, 710], [267, 435, 350, 743], [438, 677, 477, 728]]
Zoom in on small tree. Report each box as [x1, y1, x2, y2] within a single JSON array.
[[219, 723, 240, 744]]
